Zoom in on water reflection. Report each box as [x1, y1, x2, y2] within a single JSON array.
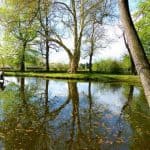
[[0, 82, 5, 91], [0, 77, 149, 150]]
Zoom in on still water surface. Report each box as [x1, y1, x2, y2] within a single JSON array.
[[0, 77, 149, 150]]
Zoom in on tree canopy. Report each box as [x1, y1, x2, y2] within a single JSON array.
[[135, 0, 150, 60]]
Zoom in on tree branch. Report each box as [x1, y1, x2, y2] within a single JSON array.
[[54, 1, 74, 16], [38, 30, 72, 58]]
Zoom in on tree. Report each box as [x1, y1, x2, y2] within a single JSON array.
[[38, 0, 52, 71], [123, 32, 136, 74], [39, 0, 112, 73], [83, 0, 115, 73], [118, 0, 150, 106], [0, 0, 38, 71], [84, 22, 107, 73], [135, 0, 150, 60], [0, 78, 54, 149], [0, 33, 18, 68]]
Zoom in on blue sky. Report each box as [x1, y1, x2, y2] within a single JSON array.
[[129, 0, 140, 12], [0, 0, 141, 64], [50, 0, 141, 64]]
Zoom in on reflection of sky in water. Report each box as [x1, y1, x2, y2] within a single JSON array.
[[0, 142, 4, 150], [4, 77, 18, 85], [3, 77, 140, 116], [132, 87, 140, 96], [1, 77, 148, 149], [0, 101, 4, 121], [78, 82, 126, 115], [48, 80, 68, 97], [94, 88, 126, 115], [2, 78, 142, 115]]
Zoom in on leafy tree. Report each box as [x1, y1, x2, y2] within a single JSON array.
[[119, 0, 150, 106], [0, 33, 18, 68], [135, 0, 150, 60], [0, 31, 43, 68], [0, 78, 54, 149], [0, 0, 39, 71], [93, 59, 122, 73]]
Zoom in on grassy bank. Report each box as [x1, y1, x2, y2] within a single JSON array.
[[4, 71, 140, 85]]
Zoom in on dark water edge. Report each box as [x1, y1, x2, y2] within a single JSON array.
[[0, 77, 149, 150]]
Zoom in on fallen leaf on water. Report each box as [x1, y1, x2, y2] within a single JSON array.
[[25, 129, 33, 133], [98, 138, 103, 144]]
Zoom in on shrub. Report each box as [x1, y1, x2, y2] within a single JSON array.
[[50, 63, 68, 71], [93, 59, 123, 74]]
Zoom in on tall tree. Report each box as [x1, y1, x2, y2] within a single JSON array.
[[135, 0, 150, 60], [38, 0, 52, 71], [84, 21, 107, 73], [0, 0, 38, 71], [40, 0, 111, 73], [118, 0, 150, 106], [123, 32, 136, 74]]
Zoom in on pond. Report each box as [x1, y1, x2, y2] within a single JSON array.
[[0, 77, 149, 150]]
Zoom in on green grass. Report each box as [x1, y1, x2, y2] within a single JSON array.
[[4, 71, 141, 85]]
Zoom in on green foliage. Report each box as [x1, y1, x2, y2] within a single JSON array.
[[0, 33, 19, 68], [4, 72, 140, 85], [121, 54, 131, 71], [25, 48, 44, 67], [135, 0, 150, 60], [0, 0, 39, 70], [0, 1, 38, 40], [93, 59, 123, 73], [50, 63, 69, 71], [92, 55, 134, 74], [0, 39, 43, 68]]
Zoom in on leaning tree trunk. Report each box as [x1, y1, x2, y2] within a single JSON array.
[[123, 32, 136, 75], [119, 0, 150, 106]]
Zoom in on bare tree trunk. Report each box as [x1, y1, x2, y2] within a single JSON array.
[[69, 54, 80, 73], [45, 16, 49, 71], [89, 52, 93, 73], [119, 0, 150, 106], [89, 38, 94, 73], [122, 85, 134, 111], [68, 81, 81, 147], [130, 55, 136, 75], [89, 22, 95, 73], [69, 59, 78, 73], [123, 32, 136, 75], [88, 81, 92, 135], [45, 80, 49, 114], [45, 40, 49, 71], [67, 0, 84, 74], [20, 77, 26, 105], [20, 42, 26, 72]]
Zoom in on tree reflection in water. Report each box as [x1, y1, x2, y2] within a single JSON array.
[[0, 78, 54, 149], [0, 77, 149, 150]]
